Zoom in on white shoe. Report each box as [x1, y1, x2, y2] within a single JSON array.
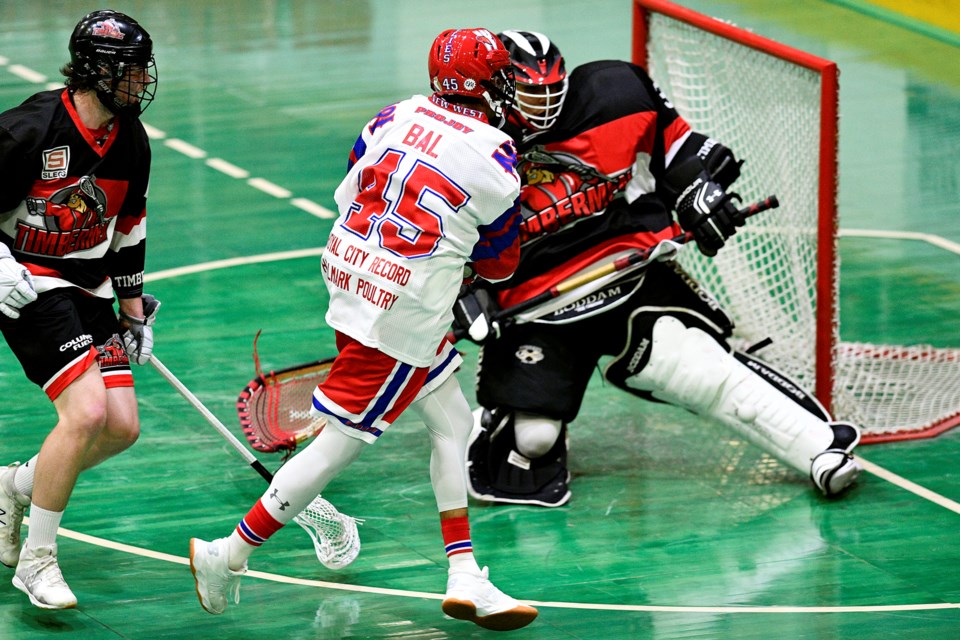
[[0, 463, 29, 568], [12, 542, 77, 609], [189, 537, 246, 614], [442, 567, 538, 631]]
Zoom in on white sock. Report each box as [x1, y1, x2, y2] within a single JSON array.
[[448, 551, 481, 575], [14, 455, 37, 499], [226, 530, 254, 571], [26, 505, 63, 549]]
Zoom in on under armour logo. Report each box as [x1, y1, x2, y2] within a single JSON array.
[[269, 488, 291, 511], [706, 188, 722, 203]]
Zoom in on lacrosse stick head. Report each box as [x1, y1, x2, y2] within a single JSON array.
[[237, 357, 335, 455], [294, 496, 362, 571]]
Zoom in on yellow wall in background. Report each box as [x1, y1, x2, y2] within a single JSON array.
[[865, 0, 960, 34]]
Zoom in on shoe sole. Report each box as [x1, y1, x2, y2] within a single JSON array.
[[442, 598, 538, 631], [189, 538, 223, 615], [11, 575, 77, 610]]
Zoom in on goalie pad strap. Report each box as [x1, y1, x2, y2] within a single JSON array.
[[619, 316, 834, 475]]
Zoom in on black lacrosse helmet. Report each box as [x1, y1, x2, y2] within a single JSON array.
[[66, 10, 157, 117], [496, 30, 568, 133]]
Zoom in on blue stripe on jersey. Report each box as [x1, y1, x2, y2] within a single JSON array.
[[470, 199, 521, 262], [425, 346, 459, 385], [347, 135, 367, 172], [360, 362, 414, 429]]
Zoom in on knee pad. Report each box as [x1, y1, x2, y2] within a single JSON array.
[[617, 315, 839, 477], [466, 408, 571, 507], [514, 412, 563, 459]]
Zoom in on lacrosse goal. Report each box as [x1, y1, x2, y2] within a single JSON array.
[[633, 0, 960, 443]]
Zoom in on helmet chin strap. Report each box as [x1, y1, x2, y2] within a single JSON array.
[[94, 78, 142, 119]]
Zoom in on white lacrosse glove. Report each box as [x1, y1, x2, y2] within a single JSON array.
[[0, 244, 38, 320], [120, 294, 160, 365]]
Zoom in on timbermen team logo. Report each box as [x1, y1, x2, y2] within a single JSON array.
[[18, 176, 110, 258]]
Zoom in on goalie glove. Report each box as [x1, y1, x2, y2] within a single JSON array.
[[120, 294, 160, 365], [452, 287, 501, 345], [0, 244, 37, 320], [675, 178, 744, 257]]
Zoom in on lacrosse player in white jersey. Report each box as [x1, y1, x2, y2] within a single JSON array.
[[189, 28, 538, 632]]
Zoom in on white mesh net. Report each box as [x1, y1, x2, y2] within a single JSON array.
[[294, 497, 363, 570], [640, 2, 960, 441]]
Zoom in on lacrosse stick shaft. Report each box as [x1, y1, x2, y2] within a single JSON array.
[[149, 355, 274, 483], [495, 195, 779, 326]]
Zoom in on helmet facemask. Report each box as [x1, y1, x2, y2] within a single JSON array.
[[496, 30, 568, 134], [86, 55, 158, 118], [479, 65, 516, 129], [514, 76, 567, 132]]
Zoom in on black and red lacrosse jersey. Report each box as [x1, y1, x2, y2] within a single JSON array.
[[0, 88, 150, 300], [494, 60, 695, 309]]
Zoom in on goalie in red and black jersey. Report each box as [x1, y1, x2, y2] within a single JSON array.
[[454, 30, 863, 507]]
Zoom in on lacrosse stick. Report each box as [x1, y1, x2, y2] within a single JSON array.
[[450, 195, 780, 342], [236, 330, 332, 455], [148, 355, 361, 570]]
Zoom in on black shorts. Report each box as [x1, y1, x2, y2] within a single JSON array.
[[476, 261, 733, 422], [0, 288, 130, 399]]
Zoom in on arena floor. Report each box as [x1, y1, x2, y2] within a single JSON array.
[[1, 1, 958, 638]]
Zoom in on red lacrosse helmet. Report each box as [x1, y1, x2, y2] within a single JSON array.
[[428, 28, 516, 126]]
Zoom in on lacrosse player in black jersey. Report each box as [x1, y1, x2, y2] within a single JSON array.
[[0, 10, 159, 609], [453, 30, 863, 508]]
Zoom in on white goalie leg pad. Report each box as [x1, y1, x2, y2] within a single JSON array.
[[624, 316, 834, 476]]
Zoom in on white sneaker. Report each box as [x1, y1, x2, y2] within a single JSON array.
[[189, 537, 246, 614], [442, 567, 538, 631], [12, 542, 77, 609], [0, 463, 29, 568]]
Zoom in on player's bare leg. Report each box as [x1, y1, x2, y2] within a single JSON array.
[[13, 367, 139, 609]]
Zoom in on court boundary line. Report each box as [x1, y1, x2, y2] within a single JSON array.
[[29, 519, 960, 614]]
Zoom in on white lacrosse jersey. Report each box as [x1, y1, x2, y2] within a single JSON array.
[[324, 93, 521, 367]]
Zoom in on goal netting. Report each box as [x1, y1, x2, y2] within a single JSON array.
[[633, 0, 960, 442]]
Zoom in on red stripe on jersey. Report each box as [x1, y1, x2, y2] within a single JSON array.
[[663, 117, 692, 156], [495, 226, 681, 309], [542, 111, 658, 176], [44, 346, 97, 400], [114, 206, 146, 235], [61, 90, 119, 156], [319, 332, 429, 425]]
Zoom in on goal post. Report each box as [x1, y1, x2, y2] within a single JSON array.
[[632, 0, 960, 443]]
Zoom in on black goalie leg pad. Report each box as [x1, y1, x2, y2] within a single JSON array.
[[467, 409, 571, 507]]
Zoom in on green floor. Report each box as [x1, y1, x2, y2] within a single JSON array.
[[1, 1, 959, 639]]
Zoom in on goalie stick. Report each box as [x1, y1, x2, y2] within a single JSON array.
[[148, 355, 361, 570], [450, 195, 779, 342]]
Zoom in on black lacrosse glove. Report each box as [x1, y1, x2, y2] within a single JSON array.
[[676, 178, 744, 257], [452, 287, 501, 344]]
